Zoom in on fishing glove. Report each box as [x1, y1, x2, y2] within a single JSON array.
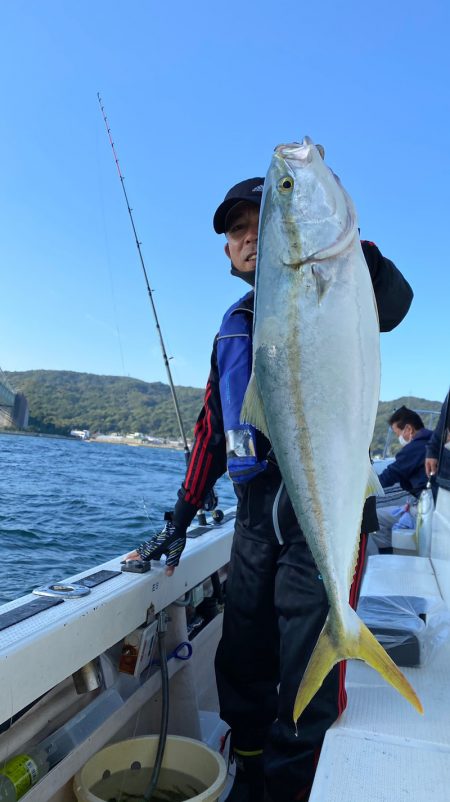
[[137, 519, 186, 569]]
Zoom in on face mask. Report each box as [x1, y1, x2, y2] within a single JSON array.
[[398, 434, 408, 446]]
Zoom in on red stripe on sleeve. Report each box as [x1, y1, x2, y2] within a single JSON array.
[[189, 392, 213, 494], [190, 452, 213, 506], [184, 382, 213, 504]]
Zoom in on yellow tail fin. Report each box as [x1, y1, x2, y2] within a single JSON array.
[[293, 605, 423, 724]]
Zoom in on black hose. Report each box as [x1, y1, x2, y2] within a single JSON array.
[[210, 571, 224, 606], [172, 591, 192, 608], [143, 611, 169, 801]]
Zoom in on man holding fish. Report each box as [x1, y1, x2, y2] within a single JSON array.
[[128, 140, 415, 801]]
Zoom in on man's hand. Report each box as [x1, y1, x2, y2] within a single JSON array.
[[125, 520, 187, 577], [425, 457, 438, 478]]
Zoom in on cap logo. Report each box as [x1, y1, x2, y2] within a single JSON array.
[[252, 185, 264, 193]]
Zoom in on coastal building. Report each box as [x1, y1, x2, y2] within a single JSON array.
[[69, 429, 90, 440], [0, 369, 29, 429]]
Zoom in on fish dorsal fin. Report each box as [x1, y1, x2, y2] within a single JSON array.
[[240, 373, 270, 439], [366, 461, 384, 498]]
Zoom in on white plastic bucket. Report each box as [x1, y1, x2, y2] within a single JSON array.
[[73, 734, 228, 802]]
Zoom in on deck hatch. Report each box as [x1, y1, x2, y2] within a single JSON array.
[[79, 569, 122, 587], [0, 597, 63, 632]]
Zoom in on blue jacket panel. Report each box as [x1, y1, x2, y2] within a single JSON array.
[[379, 428, 432, 496], [217, 292, 268, 483]]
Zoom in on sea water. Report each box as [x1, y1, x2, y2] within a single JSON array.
[[0, 433, 236, 605]]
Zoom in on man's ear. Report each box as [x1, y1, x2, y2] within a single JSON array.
[[224, 242, 231, 260]]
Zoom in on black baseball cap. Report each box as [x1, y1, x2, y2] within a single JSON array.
[[213, 177, 265, 234]]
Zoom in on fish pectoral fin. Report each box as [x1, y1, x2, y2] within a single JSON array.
[[293, 606, 423, 725], [240, 373, 270, 438], [366, 461, 384, 497], [311, 263, 332, 302]]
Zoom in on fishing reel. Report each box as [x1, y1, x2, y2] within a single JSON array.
[[197, 489, 224, 526], [202, 489, 218, 512]]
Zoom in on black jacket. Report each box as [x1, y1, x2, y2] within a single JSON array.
[[173, 241, 414, 532], [426, 393, 450, 490]]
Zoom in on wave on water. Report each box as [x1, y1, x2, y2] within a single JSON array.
[[0, 434, 236, 604]]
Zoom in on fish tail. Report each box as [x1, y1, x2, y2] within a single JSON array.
[[356, 612, 423, 713], [293, 606, 423, 724]]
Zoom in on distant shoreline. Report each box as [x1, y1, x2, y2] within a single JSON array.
[[0, 429, 73, 441], [89, 436, 187, 451], [0, 430, 187, 451]]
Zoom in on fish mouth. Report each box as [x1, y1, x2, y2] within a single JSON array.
[[275, 138, 314, 163]]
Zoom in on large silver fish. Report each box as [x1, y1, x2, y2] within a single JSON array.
[[241, 138, 422, 723]]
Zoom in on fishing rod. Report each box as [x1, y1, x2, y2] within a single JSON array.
[[97, 93, 190, 463], [97, 94, 220, 519]]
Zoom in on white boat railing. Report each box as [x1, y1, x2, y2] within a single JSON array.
[[0, 508, 236, 727]]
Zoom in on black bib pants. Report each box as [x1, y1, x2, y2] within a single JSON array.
[[215, 464, 367, 802]]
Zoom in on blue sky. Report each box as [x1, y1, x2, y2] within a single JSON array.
[[0, 0, 448, 404]]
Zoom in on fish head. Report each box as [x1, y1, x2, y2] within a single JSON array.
[[259, 137, 357, 268]]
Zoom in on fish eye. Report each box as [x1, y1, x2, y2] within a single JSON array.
[[278, 176, 294, 193]]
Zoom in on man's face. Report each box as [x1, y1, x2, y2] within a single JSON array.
[[224, 202, 259, 273], [392, 422, 412, 444]]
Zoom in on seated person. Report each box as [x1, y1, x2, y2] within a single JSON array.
[[372, 406, 432, 553]]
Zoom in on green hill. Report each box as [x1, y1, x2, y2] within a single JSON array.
[[4, 370, 204, 439], [3, 370, 443, 450]]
